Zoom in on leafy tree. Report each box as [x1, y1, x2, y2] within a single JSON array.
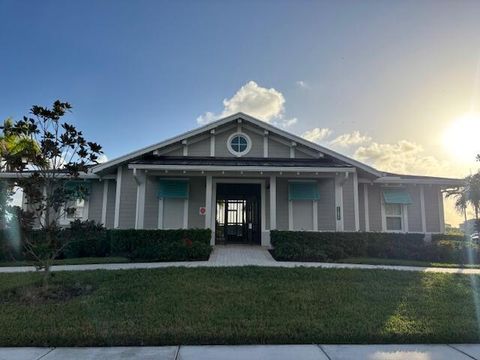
[[2, 101, 102, 287]]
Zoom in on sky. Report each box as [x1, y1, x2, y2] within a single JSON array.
[[1, 0, 480, 226]]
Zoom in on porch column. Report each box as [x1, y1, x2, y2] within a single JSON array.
[[134, 169, 146, 229], [269, 176, 277, 230]]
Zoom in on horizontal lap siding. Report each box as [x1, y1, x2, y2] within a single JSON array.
[[144, 176, 159, 229], [368, 185, 382, 231], [276, 178, 289, 230], [87, 180, 104, 223], [318, 178, 336, 230], [407, 185, 422, 232], [188, 138, 210, 157], [188, 177, 206, 228], [343, 176, 355, 231], [425, 185, 441, 232], [118, 166, 137, 229], [268, 137, 290, 158], [105, 181, 116, 229]]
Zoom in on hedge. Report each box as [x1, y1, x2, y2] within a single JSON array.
[[0, 225, 212, 262], [431, 234, 467, 242], [270, 231, 480, 264]]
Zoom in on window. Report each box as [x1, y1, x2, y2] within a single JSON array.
[[60, 198, 87, 225], [227, 133, 251, 156], [385, 203, 403, 231]]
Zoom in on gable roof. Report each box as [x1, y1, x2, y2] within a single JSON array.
[[91, 112, 384, 176]]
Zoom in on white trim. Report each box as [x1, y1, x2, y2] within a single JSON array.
[[129, 164, 355, 173], [353, 172, 360, 231], [269, 176, 277, 230], [183, 198, 189, 229], [288, 200, 293, 230], [157, 198, 164, 229], [438, 188, 445, 233], [182, 143, 188, 156], [226, 132, 252, 157], [91, 112, 383, 177], [313, 200, 318, 231], [375, 176, 463, 186], [261, 182, 266, 233], [420, 185, 426, 233], [101, 180, 108, 225], [363, 184, 370, 231], [114, 166, 122, 229], [380, 199, 386, 232], [290, 142, 296, 159], [134, 170, 146, 229]]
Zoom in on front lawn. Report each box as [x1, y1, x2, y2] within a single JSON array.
[[0, 257, 130, 267], [337, 257, 480, 268], [1, 267, 479, 346]]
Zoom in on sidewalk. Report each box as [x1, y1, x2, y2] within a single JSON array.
[[3, 344, 480, 360], [2, 245, 480, 275]]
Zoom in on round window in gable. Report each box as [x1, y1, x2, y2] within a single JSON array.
[[227, 133, 252, 156]]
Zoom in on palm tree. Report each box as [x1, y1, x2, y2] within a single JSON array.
[[0, 118, 40, 172], [446, 188, 468, 224]]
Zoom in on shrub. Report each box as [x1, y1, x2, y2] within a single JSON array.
[[62, 220, 109, 258], [109, 229, 212, 261], [270, 231, 479, 264], [431, 234, 467, 242]]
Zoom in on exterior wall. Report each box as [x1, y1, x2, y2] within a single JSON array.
[[163, 198, 185, 229], [268, 135, 290, 158], [291, 201, 313, 230], [105, 181, 116, 229], [406, 185, 423, 232], [318, 178, 336, 230], [424, 185, 441, 232], [144, 176, 159, 229], [188, 177, 206, 228], [276, 178, 289, 230], [118, 165, 137, 229], [342, 175, 356, 231], [367, 185, 383, 231], [87, 180, 104, 223], [358, 183, 366, 231], [188, 137, 210, 157]]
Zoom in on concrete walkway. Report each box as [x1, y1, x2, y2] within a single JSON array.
[[3, 344, 480, 360], [2, 245, 480, 275]]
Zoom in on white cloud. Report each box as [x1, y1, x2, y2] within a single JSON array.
[[330, 131, 372, 148], [302, 128, 332, 143], [353, 140, 451, 176], [197, 81, 288, 126], [97, 154, 108, 163], [296, 80, 309, 89]]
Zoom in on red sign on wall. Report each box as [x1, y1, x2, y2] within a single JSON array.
[[199, 207, 207, 216]]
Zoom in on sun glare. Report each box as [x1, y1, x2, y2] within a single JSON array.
[[443, 113, 480, 163]]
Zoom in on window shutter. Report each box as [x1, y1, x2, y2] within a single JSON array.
[[288, 182, 319, 201], [158, 180, 189, 199], [382, 189, 412, 204], [65, 181, 91, 200]]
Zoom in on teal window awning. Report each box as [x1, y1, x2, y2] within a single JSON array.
[[64, 180, 91, 199], [158, 180, 189, 199], [288, 182, 319, 201], [382, 189, 412, 204]]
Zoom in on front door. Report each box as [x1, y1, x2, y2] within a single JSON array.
[[215, 183, 261, 245]]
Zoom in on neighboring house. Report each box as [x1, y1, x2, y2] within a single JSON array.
[[13, 113, 463, 245]]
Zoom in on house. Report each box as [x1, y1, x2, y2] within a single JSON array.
[[25, 113, 464, 246]]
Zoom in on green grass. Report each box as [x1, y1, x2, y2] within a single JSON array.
[[338, 257, 480, 268], [1, 267, 480, 346], [0, 257, 130, 267]]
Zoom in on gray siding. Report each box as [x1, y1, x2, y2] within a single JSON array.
[[368, 185, 382, 231], [268, 136, 290, 158], [163, 198, 184, 229], [342, 175, 355, 231], [292, 201, 313, 230], [425, 185, 441, 232], [188, 138, 210, 157], [188, 177, 206, 228], [358, 183, 366, 231], [406, 185, 422, 232], [144, 176, 159, 229], [318, 178, 336, 230], [87, 180, 104, 223], [276, 178, 289, 230], [105, 181, 116, 229], [118, 165, 137, 229]]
